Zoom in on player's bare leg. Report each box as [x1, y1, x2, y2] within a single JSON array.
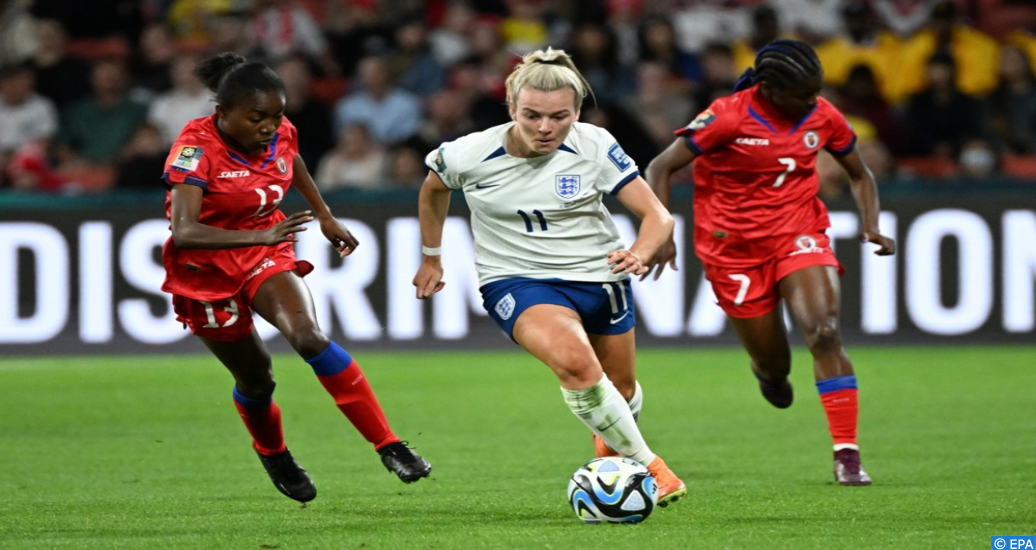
[[781, 265, 871, 486], [203, 333, 317, 502], [253, 271, 431, 483], [729, 310, 794, 409], [515, 306, 687, 506]]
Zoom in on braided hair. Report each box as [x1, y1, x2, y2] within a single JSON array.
[[733, 39, 823, 93]]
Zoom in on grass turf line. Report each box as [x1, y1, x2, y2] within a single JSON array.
[[0, 346, 1033, 548]]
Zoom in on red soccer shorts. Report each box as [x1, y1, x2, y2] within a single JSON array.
[[703, 231, 843, 319], [172, 250, 313, 342]]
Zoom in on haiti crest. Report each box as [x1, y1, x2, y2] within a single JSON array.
[[555, 174, 581, 199]]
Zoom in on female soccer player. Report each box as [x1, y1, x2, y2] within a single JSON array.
[[412, 47, 687, 506], [645, 39, 895, 486], [160, 52, 430, 502]]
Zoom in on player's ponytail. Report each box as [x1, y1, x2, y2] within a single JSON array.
[[505, 47, 595, 110], [732, 67, 757, 92], [194, 51, 285, 107]]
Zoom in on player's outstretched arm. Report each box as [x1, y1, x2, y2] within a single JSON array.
[[639, 138, 698, 280], [613, 176, 675, 277], [292, 154, 359, 257], [169, 183, 313, 249], [834, 148, 896, 256], [413, 170, 452, 299]]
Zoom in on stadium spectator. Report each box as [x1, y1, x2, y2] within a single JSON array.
[[0, 63, 58, 155], [895, 0, 1001, 101], [55, 58, 149, 166], [637, 15, 701, 95], [160, 52, 431, 503], [985, 45, 1036, 154], [567, 22, 634, 105], [499, 0, 550, 53], [250, 0, 337, 74], [30, 18, 91, 110], [623, 60, 695, 150], [114, 122, 167, 190], [956, 137, 1000, 180], [315, 123, 387, 190], [130, 23, 177, 96], [333, 55, 423, 145], [416, 89, 475, 152], [274, 55, 335, 169], [768, 0, 844, 45], [0, 0, 38, 67], [387, 16, 447, 97], [325, 0, 393, 76], [901, 52, 987, 157], [732, 5, 785, 72], [384, 143, 427, 188], [814, 1, 901, 104], [870, 0, 937, 38], [838, 64, 906, 156], [427, 1, 476, 67], [413, 47, 688, 507], [147, 54, 213, 146], [646, 39, 895, 486], [694, 41, 739, 108]]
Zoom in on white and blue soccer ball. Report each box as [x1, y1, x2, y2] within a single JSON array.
[[567, 457, 658, 523]]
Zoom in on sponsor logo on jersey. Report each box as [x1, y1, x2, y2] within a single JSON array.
[[688, 110, 716, 131], [803, 131, 820, 149], [606, 143, 632, 171], [790, 234, 825, 256], [245, 257, 277, 281], [433, 147, 447, 174], [495, 293, 516, 320], [171, 145, 202, 171], [555, 174, 581, 199], [735, 137, 770, 146], [276, 157, 287, 174], [218, 170, 250, 178]]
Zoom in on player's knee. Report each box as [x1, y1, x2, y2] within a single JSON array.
[[238, 377, 276, 399], [804, 318, 842, 353], [287, 329, 330, 359], [552, 351, 600, 386]]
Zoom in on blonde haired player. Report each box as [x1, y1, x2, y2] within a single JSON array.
[[413, 47, 687, 506]]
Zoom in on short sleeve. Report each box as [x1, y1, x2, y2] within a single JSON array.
[[823, 105, 857, 157], [674, 101, 738, 156], [594, 128, 640, 195], [425, 144, 461, 189], [163, 144, 210, 188]]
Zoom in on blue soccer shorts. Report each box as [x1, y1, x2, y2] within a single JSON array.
[[479, 277, 636, 341]]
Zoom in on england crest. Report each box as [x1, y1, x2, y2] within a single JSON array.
[[495, 293, 516, 320], [555, 174, 580, 199]]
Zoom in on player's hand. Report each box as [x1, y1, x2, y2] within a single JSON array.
[[319, 215, 359, 257], [607, 249, 648, 276], [861, 231, 895, 256], [639, 236, 678, 281], [260, 210, 313, 245], [413, 258, 445, 299]]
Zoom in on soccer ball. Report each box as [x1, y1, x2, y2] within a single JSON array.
[[567, 457, 658, 523]]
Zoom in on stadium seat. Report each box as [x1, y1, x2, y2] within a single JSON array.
[[309, 76, 349, 106], [895, 156, 958, 179], [66, 37, 130, 61], [57, 164, 116, 193], [1000, 154, 1036, 179]]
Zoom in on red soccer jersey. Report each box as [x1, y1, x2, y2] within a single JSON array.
[[161, 114, 300, 301], [675, 86, 856, 268]]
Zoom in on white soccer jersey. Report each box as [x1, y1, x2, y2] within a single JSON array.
[[425, 121, 641, 286]]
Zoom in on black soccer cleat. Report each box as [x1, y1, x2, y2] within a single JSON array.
[[833, 448, 872, 486], [378, 441, 432, 483], [758, 376, 794, 409], [256, 449, 317, 502]]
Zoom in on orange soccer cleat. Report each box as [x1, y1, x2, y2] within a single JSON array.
[[592, 434, 621, 458], [646, 455, 687, 507]]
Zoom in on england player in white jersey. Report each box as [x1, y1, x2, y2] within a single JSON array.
[[413, 47, 687, 506]]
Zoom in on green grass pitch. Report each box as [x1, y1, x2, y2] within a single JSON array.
[[1, 346, 1033, 549]]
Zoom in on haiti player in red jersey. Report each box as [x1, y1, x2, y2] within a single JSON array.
[[160, 52, 431, 502], [644, 40, 895, 485]]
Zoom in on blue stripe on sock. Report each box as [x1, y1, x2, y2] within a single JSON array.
[[305, 341, 353, 376], [233, 386, 272, 409], [816, 375, 858, 394]]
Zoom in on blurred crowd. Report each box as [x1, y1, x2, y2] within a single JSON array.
[[1, 0, 1035, 198]]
